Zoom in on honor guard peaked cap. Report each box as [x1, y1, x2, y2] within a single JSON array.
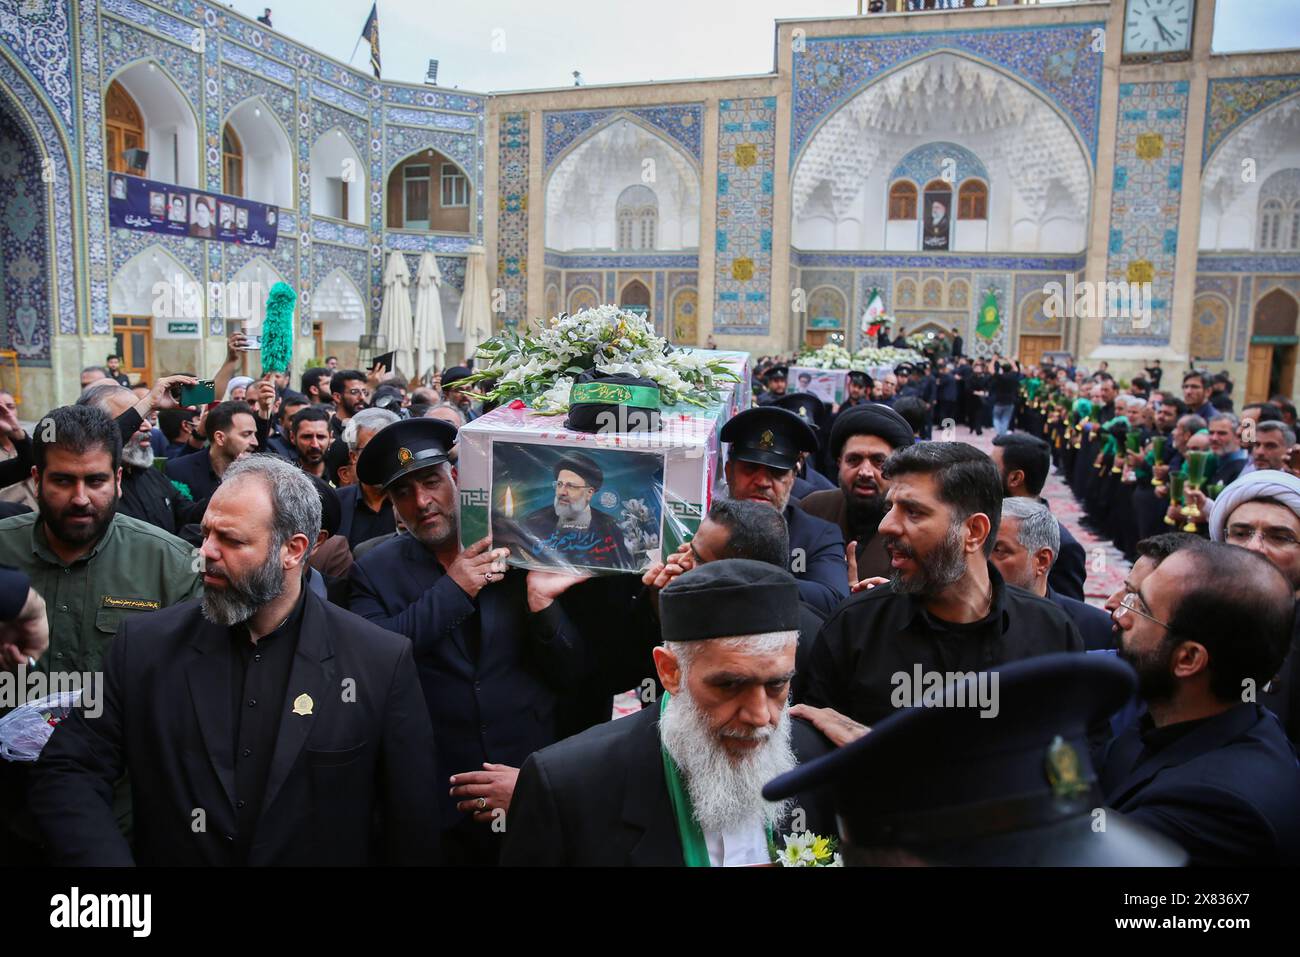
[[356, 417, 457, 490], [721, 406, 818, 472]]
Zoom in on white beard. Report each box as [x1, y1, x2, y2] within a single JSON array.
[[121, 441, 154, 470], [659, 686, 796, 835], [554, 497, 591, 527]]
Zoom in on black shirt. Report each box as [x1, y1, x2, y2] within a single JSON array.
[[346, 493, 396, 552], [229, 587, 306, 862], [804, 562, 1084, 725], [1135, 711, 1214, 763], [118, 463, 187, 535]]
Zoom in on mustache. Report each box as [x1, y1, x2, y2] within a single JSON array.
[[882, 535, 913, 558]]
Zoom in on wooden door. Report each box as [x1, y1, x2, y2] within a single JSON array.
[[112, 316, 153, 383], [1247, 344, 1273, 405], [1017, 334, 1061, 369]]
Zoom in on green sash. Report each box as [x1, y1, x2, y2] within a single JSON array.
[[658, 691, 774, 867]]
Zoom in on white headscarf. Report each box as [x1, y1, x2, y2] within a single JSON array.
[[1207, 469, 1300, 542]]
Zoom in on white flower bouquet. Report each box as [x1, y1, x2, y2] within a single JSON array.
[[851, 345, 925, 369], [796, 343, 855, 370], [457, 305, 738, 414], [771, 831, 844, 867]]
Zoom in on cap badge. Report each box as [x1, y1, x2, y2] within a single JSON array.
[[397, 447, 413, 466], [758, 429, 775, 450], [1045, 735, 1088, 799]]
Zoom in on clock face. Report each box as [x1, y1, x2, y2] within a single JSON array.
[[1124, 0, 1194, 55]]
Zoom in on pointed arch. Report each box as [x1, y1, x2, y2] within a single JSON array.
[[104, 59, 201, 187], [384, 146, 473, 233], [792, 50, 1091, 253], [231, 256, 290, 330], [224, 96, 295, 208], [310, 126, 366, 224], [546, 116, 700, 252], [311, 267, 367, 341]]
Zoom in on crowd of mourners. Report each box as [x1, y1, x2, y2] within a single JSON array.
[[0, 329, 1296, 868]]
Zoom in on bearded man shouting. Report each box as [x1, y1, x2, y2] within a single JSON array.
[[501, 559, 834, 866]]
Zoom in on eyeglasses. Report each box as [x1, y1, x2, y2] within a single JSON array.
[[342, 388, 370, 399], [1225, 525, 1300, 549], [553, 481, 591, 493], [1112, 591, 1169, 629]]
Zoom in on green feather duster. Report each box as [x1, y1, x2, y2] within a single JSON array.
[[261, 282, 297, 376]]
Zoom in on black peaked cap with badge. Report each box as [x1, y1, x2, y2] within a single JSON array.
[[356, 417, 458, 491], [774, 391, 827, 438], [829, 402, 915, 460], [660, 558, 800, 642], [847, 370, 872, 388], [762, 653, 1188, 866], [765, 365, 788, 383], [721, 406, 819, 472]]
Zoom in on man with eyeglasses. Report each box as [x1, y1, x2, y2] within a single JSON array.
[[507, 453, 634, 571], [1100, 542, 1300, 866], [1207, 469, 1300, 744], [328, 369, 372, 441]]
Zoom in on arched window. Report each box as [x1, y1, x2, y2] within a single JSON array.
[[615, 184, 658, 251], [105, 81, 145, 175], [958, 180, 987, 220], [1290, 200, 1300, 252], [888, 181, 916, 220], [223, 126, 243, 198], [1259, 199, 1283, 249]]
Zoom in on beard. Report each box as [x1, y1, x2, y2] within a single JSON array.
[[200, 546, 286, 626], [885, 522, 967, 597], [1117, 635, 1178, 703], [842, 484, 887, 542], [38, 487, 117, 549], [407, 501, 457, 549], [554, 496, 590, 525], [121, 439, 154, 470], [658, 685, 796, 835]]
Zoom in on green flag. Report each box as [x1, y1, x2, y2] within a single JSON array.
[[976, 290, 1000, 340]]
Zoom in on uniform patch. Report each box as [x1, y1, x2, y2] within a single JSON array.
[[101, 596, 161, 611]]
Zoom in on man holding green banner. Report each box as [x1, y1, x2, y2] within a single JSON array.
[[502, 560, 835, 866]]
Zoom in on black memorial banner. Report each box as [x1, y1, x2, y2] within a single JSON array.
[[108, 172, 279, 249]]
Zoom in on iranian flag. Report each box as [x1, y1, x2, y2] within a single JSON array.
[[861, 287, 886, 337]]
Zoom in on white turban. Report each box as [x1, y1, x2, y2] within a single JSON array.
[[1207, 469, 1300, 542]]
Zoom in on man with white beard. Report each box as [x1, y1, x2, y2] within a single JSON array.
[[501, 559, 835, 866], [516, 452, 633, 570]]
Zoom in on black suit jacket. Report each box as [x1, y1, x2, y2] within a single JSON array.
[[164, 447, 221, 502], [28, 591, 440, 866], [348, 533, 585, 830], [1101, 703, 1300, 866], [501, 706, 835, 866], [1047, 586, 1114, 651], [1040, 499, 1086, 602]]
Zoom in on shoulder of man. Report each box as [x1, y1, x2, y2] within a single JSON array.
[[314, 592, 411, 657], [527, 703, 653, 784], [352, 529, 422, 574], [798, 488, 841, 518], [0, 510, 38, 536], [111, 512, 195, 559]]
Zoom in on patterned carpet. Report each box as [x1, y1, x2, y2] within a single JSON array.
[[958, 425, 1129, 607]]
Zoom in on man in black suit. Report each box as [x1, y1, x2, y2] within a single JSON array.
[[720, 406, 849, 616], [28, 455, 440, 865], [349, 418, 587, 866], [991, 432, 1087, 601], [336, 408, 400, 551], [1101, 542, 1300, 866], [992, 497, 1113, 651], [502, 560, 834, 866], [165, 400, 261, 503]]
